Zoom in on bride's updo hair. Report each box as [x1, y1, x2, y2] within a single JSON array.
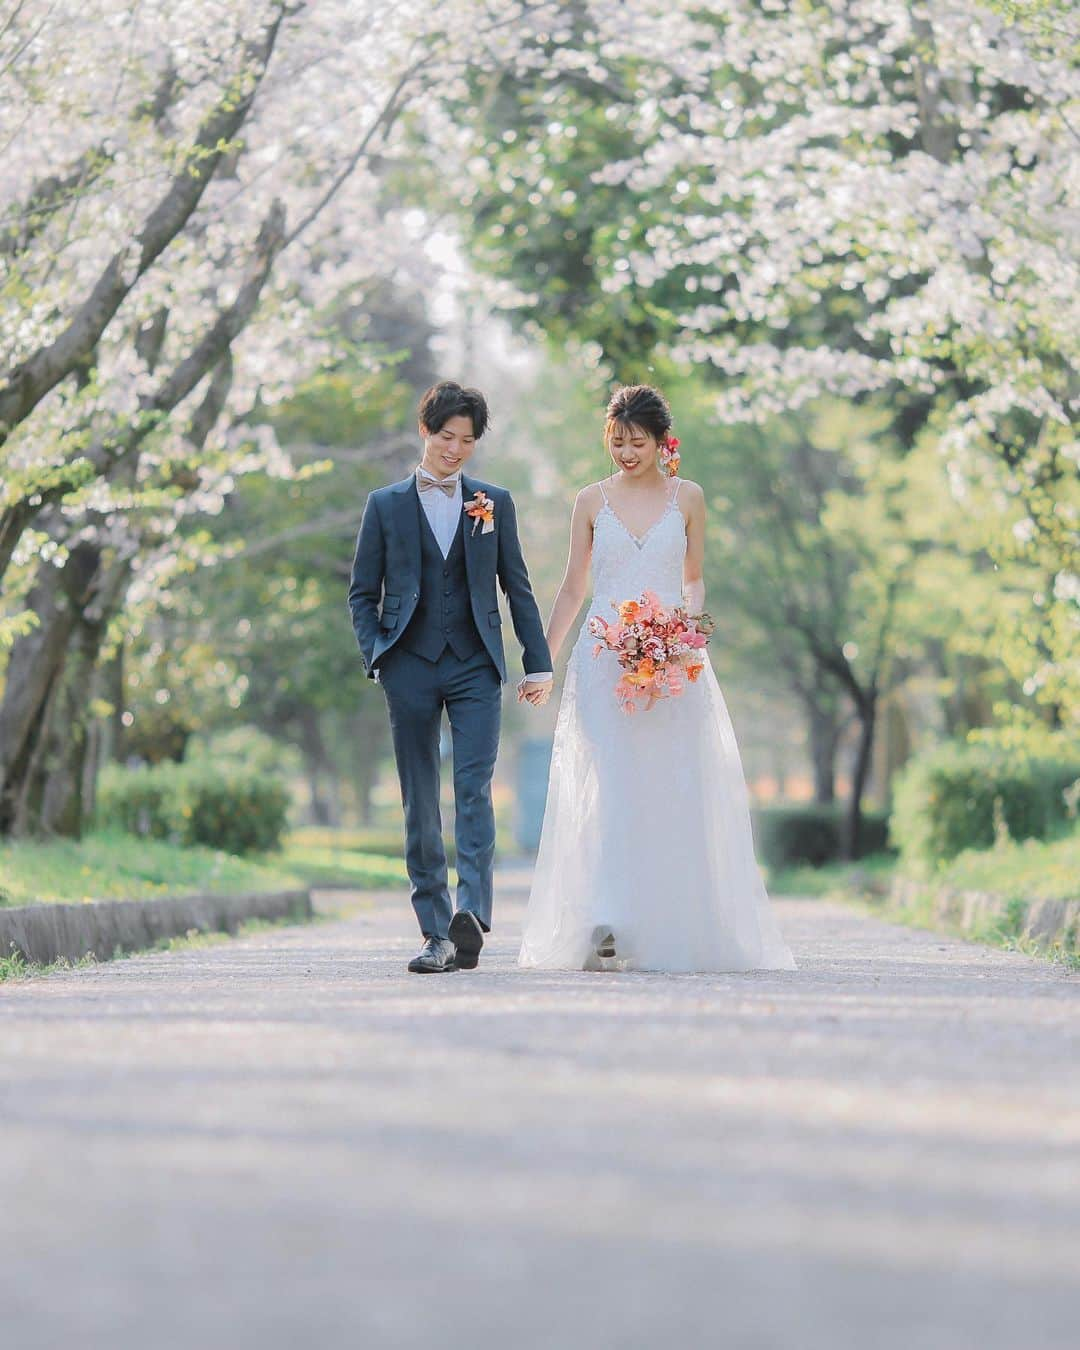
[[603, 383, 673, 446]]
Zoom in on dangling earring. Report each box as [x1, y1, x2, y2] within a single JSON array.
[[658, 434, 681, 477]]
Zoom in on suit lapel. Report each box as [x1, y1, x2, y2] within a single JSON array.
[[460, 474, 483, 585], [392, 475, 422, 578]]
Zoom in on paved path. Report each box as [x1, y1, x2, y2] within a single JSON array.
[[2, 872, 1077, 1350]]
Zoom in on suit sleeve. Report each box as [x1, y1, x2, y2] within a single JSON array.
[[347, 492, 385, 678], [496, 489, 553, 677]]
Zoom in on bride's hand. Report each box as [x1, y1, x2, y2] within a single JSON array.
[[518, 677, 553, 707]]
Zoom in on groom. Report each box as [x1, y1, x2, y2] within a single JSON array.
[[348, 381, 553, 973]]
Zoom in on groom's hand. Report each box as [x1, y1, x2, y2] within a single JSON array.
[[517, 676, 553, 707]]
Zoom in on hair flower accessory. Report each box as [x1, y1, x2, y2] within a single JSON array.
[[464, 489, 495, 534], [659, 434, 681, 477]]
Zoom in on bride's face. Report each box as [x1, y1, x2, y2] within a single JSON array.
[[607, 422, 660, 479]]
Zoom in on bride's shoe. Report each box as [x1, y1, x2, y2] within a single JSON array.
[[584, 925, 618, 972]]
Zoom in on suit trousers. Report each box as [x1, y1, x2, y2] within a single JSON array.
[[377, 644, 502, 939]]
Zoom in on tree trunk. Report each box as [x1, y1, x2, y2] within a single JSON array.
[[351, 705, 387, 826], [26, 619, 100, 838], [769, 746, 788, 800], [12, 555, 131, 838], [0, 545, 94, 831], [0, 534, 131, 837], [298, 708, 336, 827], [807, 702, 842, 804], [80, 646, 124, 822], [842, 690, 878, 861]]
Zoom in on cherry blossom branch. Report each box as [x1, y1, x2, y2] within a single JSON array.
[[0, 201, 286, 583], [0, 6, 287, 446], [282, 53, 434, 249]]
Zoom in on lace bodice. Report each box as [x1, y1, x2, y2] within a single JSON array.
[[585, 481, 687, 625]]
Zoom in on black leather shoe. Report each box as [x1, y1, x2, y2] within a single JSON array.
[[584, 925, 617, 972], [407, 936, 456, 974], [448, 909, 484, 970]]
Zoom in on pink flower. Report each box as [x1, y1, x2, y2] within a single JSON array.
[[593, 587, 713, 712]]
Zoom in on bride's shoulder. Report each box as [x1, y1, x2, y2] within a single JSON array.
[[675, 478, 705, 509], [574, 481, 607, 517]]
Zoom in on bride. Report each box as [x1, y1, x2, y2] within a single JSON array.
[[517, 383, 796, 974]]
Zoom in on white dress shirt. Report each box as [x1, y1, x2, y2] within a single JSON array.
[[414, 466, 551, 684], [416, 466, 463, 557]]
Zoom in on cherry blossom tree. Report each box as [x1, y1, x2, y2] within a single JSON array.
[[0, 0, 565, 835], [429, 0, 1079, 721]]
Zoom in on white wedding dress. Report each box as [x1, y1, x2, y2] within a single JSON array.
[[517, 479, 796, 974]]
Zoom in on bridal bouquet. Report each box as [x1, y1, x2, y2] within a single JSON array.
[[588, 589, 715, 714]]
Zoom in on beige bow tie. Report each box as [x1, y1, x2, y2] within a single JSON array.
[[417, 472, 458, 498]]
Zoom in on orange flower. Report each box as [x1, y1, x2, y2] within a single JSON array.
[[625, 657, 656, 686], [617, 599, 642, 623], [464, 490, 495, 534], [686, 662, 704, 682]]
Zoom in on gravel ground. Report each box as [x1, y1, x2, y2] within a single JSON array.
[[1, 869, 1077, 1350]]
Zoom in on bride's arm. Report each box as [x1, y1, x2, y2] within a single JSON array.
[[544, 486, 598, 663], [681, 480, 707, 613]]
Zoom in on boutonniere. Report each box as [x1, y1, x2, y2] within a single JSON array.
[[464, 489, 495, 535]]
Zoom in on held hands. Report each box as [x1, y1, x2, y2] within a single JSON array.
[[517, 676, 553, 708]]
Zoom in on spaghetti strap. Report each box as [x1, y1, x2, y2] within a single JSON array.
[[670, 478, 682, 504], [598, 480, 609, 504]]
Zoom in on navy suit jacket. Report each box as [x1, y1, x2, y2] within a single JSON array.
[[347, 473, 552, 684]]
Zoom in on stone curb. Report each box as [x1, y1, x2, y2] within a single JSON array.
[[888, 876, 1080, 951], [0, 888, 313, 967]]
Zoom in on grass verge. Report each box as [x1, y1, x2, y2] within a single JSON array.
[[767, 853, 896, 902], [0, 830, 304, 908], [879, 881, 1080, 971], [0, 907, 324, 983], [279, 841, 413, 889], [0, 827, 413, 913], [936, 830, 1079, 903], [768, 838, 1078, 970]]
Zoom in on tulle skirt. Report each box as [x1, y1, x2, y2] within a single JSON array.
[[517, 627, 796, 974]]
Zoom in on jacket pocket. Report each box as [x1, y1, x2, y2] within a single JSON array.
[[380, 592, 401, 630], [488, 609, 502, 628]]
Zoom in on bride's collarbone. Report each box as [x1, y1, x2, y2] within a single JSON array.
[[595, 483, 679, 543]]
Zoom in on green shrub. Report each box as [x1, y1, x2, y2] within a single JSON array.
[[97, 762, 290, 855], [890, 736, 1080, 867], [752, 804, 890, 868], [96, 764, 177, 841]]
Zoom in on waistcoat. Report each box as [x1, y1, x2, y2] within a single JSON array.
[[397, 503, 484, 663]]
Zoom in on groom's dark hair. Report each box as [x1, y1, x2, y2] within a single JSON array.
[[418, 381, 490, 439]]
